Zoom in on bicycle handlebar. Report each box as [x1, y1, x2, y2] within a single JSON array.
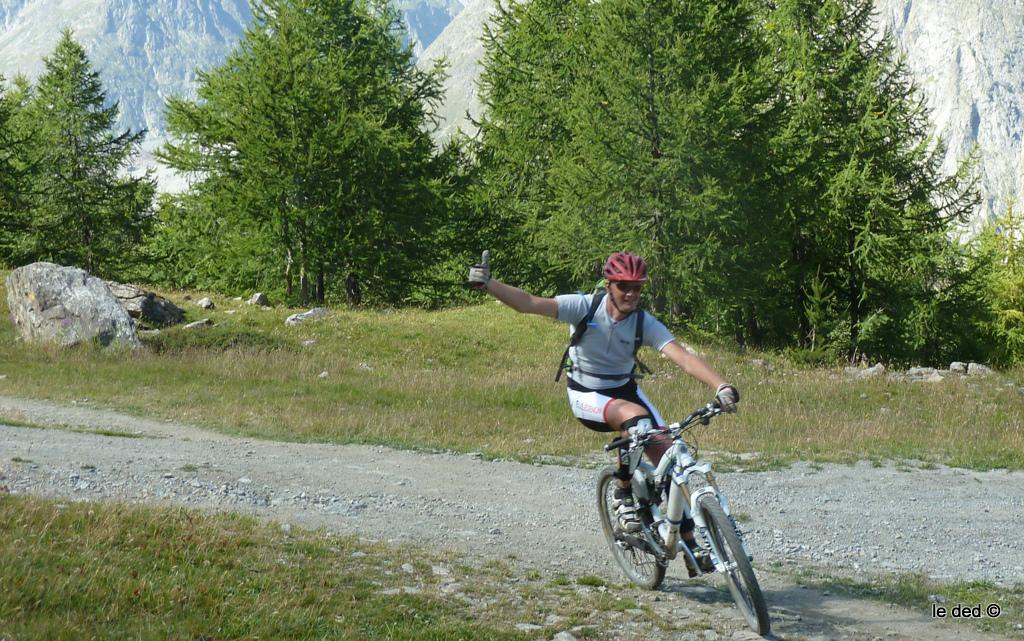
[[603, 401, 723, 452]]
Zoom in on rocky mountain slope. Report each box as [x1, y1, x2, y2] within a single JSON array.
[[0, 0, 459, 137], [875, 0, 1023, 228], [0, 0, 1019, 228]]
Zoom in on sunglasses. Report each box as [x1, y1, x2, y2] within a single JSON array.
[[613, 282, 644, 293]]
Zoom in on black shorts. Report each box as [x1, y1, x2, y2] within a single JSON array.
[[567, 377, 658, 433]]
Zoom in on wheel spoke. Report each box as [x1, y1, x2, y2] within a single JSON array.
[[597, 467, 665, 589]]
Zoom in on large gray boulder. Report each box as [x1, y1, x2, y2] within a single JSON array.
[[5, 262, 139, 348]]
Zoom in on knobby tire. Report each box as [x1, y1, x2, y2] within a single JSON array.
[[698, 494, 770, 635], [596, 466, 666, 590]]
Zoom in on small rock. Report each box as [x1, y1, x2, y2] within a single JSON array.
[[551, 632, 579, 641], [196, 297, 215, 309], [905, 366, 943, 383], [967, 362, 993, 376], [318, 371, 329, 379], [431, 564, 450, 576], [302, 339, 318, 347], [928, 594, 946, 604], [247, 292, 270, 307], [401, 563, 415, 574], [514, 624, 543, 632], [285, 307, 329, 326], [846, 363, 885, 379], [280, 523, 291, 534], [949, 361, 968, 374], [751, 358, 774, 371], [183, 319, 213, 330], [0, 374, 7, 380]]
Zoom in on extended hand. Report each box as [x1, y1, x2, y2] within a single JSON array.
[[715, 384, 740, 413], [468, 250, 491, 290]]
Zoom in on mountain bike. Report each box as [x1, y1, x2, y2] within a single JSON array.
[[597, 401, 770, 635]]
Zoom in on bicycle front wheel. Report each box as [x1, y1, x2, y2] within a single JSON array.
[[698, 494, 770, 635], [596, 466, 666, 589]]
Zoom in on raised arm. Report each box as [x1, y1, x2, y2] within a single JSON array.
[[468, 250, 558, 318], [482, 280, 558, 318]]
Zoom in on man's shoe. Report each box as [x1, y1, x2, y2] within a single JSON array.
[[612, 488, 642, 532]]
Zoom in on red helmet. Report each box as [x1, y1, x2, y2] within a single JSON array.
[[603, 251, 647, 282]]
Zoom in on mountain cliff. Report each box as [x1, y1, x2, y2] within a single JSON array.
[[0, 0, 459, 137], [874, 0, 1023, 227]]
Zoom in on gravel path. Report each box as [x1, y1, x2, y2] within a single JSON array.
[[1, 394, 1022, 640]]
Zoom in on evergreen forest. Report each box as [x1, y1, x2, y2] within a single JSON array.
[[1, 0, 1022, 366]]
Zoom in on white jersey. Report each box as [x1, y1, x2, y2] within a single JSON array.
[[555, 292, 674, 389]]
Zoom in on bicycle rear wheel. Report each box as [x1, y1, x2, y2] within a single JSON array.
[[697, 494, 770, 634], [596, 466, 666, 589]]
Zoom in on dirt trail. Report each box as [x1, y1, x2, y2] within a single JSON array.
[[1, 394, 1021, 640]]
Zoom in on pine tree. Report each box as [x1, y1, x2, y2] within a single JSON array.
[[551, 0, 779, 330], [15, 30, 155, 276], [476, 0, 780, 329], [158, 0, 447, 305], [473, 0, 597, 291], [766, 0, 979, 362], [0, 75, 26, 263], [970, 205, 1024, 363]]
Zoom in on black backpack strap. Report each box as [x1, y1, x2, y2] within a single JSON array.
[[556, 290, 605, 382], [633, 309, 652, 377]]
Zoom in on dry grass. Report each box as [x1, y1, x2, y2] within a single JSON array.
[[1, 280, 1021, 469]]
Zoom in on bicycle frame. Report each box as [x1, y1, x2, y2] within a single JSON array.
[[601, 402, 770, 635], [627, 429, 749, 573]]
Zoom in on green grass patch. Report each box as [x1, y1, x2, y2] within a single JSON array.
[[0, 495, 700, 640], [0, 413, 146, 439], [575, 575, 608, 588], [0, 494, 530, 640], [1, 280, 1023, 469]]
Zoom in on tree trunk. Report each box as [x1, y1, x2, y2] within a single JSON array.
[[298, 221, 309, 306], [283, 218, 293, 298], [285, 247, 293, 299], [793, 237, 810, 348], [316, 265, 325, 304], [346, 271, 361, 306], [847, 227, 861, 363]]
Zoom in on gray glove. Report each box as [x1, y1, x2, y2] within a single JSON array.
[[468, 250, 491, 290], [715, 384, 740, 413]]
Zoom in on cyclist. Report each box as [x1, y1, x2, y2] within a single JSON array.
[[468, 250, 739, 570]]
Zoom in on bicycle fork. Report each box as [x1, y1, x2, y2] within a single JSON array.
[[638, 447, 752, 573]]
